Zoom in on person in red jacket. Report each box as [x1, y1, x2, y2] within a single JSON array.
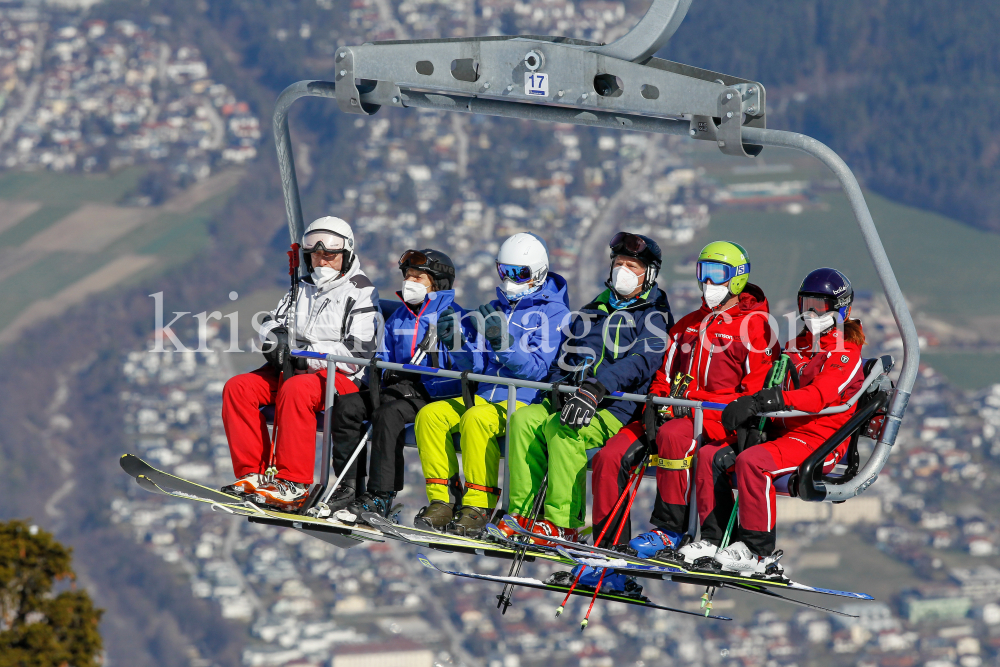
[[591, 241, 775, 552], [679, 268, 866, 575]]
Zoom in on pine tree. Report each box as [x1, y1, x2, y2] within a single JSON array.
[[0, 520, 103, 667]]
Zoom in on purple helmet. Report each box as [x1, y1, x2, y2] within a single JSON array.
[[797, 268, 853, 320]]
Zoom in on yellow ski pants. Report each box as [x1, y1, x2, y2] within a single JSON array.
[[414, 396, 525, 509]]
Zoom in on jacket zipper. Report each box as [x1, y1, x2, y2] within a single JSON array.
[[304, 297, 332, 336]]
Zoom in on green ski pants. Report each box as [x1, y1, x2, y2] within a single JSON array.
[[508, 400, 623, 529]]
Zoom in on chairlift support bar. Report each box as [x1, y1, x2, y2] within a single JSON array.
[[273, 0, 918, 502]]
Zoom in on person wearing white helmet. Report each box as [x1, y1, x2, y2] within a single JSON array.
[[220, 216, 380, 511], [413, 232, 571, 537]]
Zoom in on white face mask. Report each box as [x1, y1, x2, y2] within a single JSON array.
[[503, 279, 534, 300], [611, 266, 641, 298], [702, 283, 730, 309], [312, 265, 341, 285], [804, 312, 836, 335], [402, 280, 428, 305]]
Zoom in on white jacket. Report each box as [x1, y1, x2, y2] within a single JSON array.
[[259, 259, 381, 381]]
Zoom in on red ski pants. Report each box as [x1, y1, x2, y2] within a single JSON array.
[[221, 364, 358, 484], [696, 434, 840, 533], [591, 420, 647, 537]]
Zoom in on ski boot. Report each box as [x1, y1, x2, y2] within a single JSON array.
[[628, 528, 683, 559], [220, 473, 267, 498], [446, 505, 490, 538], [326, 482, 357, 513], [545, 565, 645, 600], [678, 539, 721, 568], [349, 492, 399, 524], [414, 500, 455, 532], [713, 541, 785, 578], [495, 513, 530, 539], [530, 519, 579, 547], [252, 479, 310, 511]]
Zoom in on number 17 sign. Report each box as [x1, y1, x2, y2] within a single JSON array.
[[525, 72, 549, 97]]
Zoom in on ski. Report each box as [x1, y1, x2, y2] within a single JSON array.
[[721, 581, 858, 618], [361, 513, 571, 564], [500, 515, 873, 601], [124, 456, 384, 541], [416, 553, 732, 621], [121, 454, 240, 505]]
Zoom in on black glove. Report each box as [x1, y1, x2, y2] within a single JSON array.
[[475, 304, 513, 351], [721, 395, 758, 432], [292, 356, 308, 372], [722, 386, 787, 432], [753, 386, 786, 413], [560, 378, 607, 429], [262, 326, 290, 371], [436, 308, 461, 349]]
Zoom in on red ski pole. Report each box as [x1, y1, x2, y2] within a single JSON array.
[[556, 456, 647, 617], [580, 455, 648, 630]]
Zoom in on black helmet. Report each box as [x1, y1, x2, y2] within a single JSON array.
[[798, 268, 854, 320], [607, 232, 662, 294], [399, 248, 456, 291]]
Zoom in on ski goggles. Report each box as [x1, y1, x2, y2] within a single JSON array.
[[696, 260, 749, 285], [609, 232, 648, 255], [302, 230, 348, 254], [797, 294, 838, 315], [399, 249, 455, 278], [496, 262, 533, 284]]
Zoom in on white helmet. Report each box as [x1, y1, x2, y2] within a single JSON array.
[[302, 216, 355, 273], [496, 232, 548, 300]]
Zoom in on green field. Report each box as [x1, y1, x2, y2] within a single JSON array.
[[0, 169, 241, 342], [662, 144, 1000, 389]]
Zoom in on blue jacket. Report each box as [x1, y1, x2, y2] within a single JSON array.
[[378, 289, 480, 399], [556, 285, 673, 426], [451, 273, 571, 404]]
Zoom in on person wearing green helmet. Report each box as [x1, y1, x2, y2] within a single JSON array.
[[593, 241, 777, 557]]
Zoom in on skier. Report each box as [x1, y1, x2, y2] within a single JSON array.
[[680, 267, 866, 574], [595, 241, 775, 553], [220, 217, 380, 510], [413, 232, 570, 536], [325, 249, 479, 518], [500, 232, 672, 545]]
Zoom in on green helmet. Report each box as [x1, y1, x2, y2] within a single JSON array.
[[697, 241, 751, 295]]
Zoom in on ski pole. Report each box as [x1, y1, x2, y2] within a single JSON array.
[[701, 490, 739, 615], [263, 245, 302, 483], [498, 475, 548, 613], [320, 326, 437, 509], [556, 453, 647, 617], [580, 453, 648, 631], [319, 426, 372, 506]]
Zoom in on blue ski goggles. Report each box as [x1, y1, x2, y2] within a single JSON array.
[[696, 260, 749, 285], [496, 262, 533, 284]]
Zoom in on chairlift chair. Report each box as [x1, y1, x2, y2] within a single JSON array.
[[273, 0, 919, 512]]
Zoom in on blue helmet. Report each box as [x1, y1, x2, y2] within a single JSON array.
[[797, 268, 853, 321]]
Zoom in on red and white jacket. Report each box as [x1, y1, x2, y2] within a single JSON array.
[[648, 284, 777, 439], [771, 324, 866, 454]]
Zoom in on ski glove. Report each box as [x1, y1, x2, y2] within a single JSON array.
[[560, 378, 607, 429], [436, 307, 462, 349], [722, 386, 787, 431], [472, 304, 513, 351], [262, 325, 290, 371]]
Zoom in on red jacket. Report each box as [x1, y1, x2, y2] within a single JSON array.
[[648, 284, 776, 439], [772, 325, 866, 453]]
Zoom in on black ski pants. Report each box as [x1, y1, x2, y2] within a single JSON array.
[[330, 384, 427, 495]]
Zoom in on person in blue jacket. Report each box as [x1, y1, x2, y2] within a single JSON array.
[[414, 232, 571, 536], [499, 232, 673, 545], [328, 249, 479, 518]]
